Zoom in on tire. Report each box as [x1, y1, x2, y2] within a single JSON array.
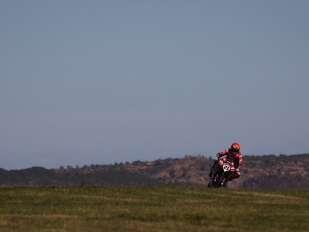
[[216, 172, 226, 188]]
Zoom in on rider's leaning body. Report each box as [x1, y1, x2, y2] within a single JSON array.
[[209, 143, 243, 183]]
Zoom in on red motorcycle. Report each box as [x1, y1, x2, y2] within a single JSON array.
[[208, 155, 236, 188]]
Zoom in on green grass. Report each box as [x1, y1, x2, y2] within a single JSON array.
[[0, 186, 308, 231]]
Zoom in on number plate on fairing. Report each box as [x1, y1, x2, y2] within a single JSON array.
[[223, 163, 231, 172]]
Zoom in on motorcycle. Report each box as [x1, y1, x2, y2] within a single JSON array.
[[208, 155, 236, 188]]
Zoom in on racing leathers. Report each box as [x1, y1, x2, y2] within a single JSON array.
[[209, 148, 243, 181]]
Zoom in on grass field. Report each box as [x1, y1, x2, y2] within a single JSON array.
[[0, 186, 308, 232]]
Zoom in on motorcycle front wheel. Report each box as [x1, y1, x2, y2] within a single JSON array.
[[216, 172, 226, 188]]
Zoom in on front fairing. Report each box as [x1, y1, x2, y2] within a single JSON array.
[[218, 155, 235, 172]]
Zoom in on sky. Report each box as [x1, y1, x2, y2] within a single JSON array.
[[1, 1, 309, 170]]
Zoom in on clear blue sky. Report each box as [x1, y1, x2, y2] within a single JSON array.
[[1, 1, 309, 170]]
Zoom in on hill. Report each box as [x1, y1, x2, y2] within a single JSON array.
[[0, 154, 308, 188]]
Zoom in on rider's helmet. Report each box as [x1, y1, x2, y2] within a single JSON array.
[[231, 143, 240, 152]]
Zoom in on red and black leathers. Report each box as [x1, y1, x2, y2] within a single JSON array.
[[211, 148, 243, 180]]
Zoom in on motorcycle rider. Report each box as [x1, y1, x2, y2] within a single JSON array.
[[208, 143, 243, 186]]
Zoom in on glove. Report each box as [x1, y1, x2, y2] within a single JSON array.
[[214, 154, 220, 163]]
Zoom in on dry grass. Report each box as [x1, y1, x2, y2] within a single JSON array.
[[0, 186, 308, 232]]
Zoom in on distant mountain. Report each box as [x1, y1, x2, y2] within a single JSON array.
[[0, 167, 162, 186], [1, 154, 308, 189]]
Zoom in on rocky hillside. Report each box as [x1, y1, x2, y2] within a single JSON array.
[[1, 154, 309, 189], [240, 154, 309, 189]]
